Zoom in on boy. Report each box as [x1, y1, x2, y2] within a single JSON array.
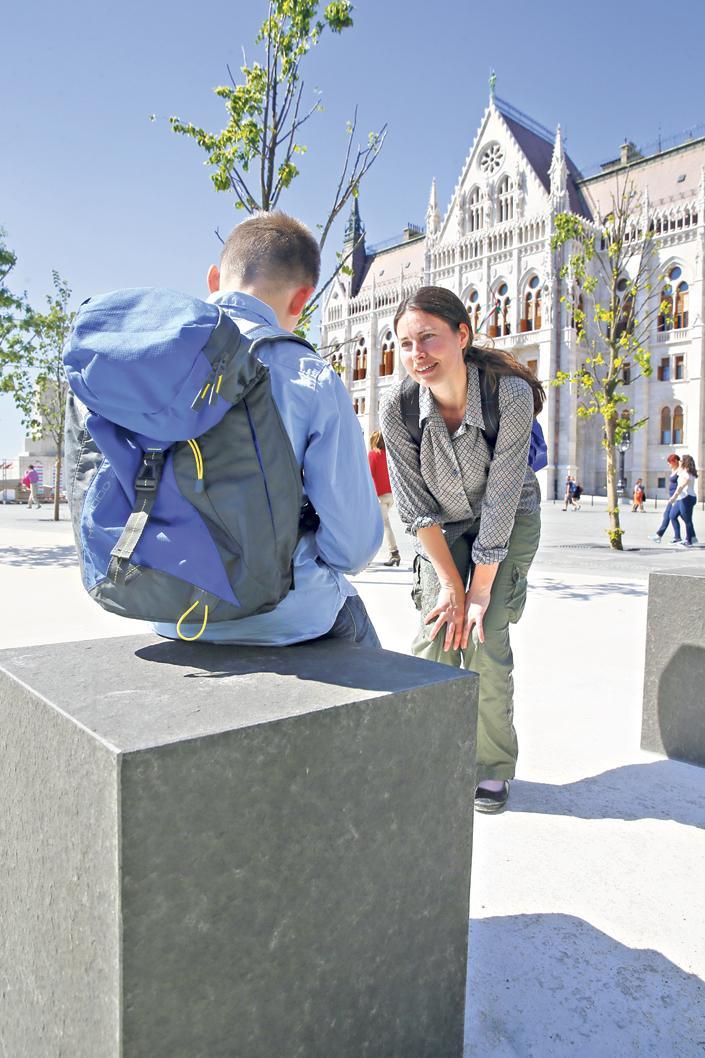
[[155, 212, 383, 647]]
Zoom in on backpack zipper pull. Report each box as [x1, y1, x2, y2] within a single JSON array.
[[191, 354, 227, 409]]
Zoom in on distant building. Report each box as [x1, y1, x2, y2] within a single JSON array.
[[321, 91, 705, 500]]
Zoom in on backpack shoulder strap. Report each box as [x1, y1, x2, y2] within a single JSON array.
[[399, 367, 500, 452], [244, 322, 317, 357], [478, 366, 500, 449], [399, 376, 423, 447]]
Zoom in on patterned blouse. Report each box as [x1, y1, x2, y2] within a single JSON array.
[[380, 361, 541, 565]]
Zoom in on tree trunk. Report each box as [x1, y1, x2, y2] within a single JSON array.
[[604, 418, 623, 550], [53, 452, 61, 522]]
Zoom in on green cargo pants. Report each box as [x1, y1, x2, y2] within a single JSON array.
[[410, 512, 541, 782]]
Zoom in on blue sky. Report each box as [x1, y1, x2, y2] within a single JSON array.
[[2, 0, 705, 455]]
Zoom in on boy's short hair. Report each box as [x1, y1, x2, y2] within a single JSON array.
[[220, 212, 320, 290]]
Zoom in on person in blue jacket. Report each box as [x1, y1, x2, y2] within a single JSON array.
[[156, 212, 383, 647]]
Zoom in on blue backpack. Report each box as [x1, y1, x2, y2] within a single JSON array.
[[63, 288, 313, 640], [399, 365, 548, 472]]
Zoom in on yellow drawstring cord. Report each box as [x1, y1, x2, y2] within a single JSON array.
[[176, 599, 209, 641], [186, 438, 203, 481]]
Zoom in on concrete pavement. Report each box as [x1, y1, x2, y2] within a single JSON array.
[[1, 500, 704, 1056]]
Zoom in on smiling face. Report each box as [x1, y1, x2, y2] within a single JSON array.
[[396, 308, 469, 389]]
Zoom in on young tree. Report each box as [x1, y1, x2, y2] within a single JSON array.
[[551, 181, 666, 550], [165, 0, 386, 332], [0, 229, 30, 371], [0, 271, 75, 521]]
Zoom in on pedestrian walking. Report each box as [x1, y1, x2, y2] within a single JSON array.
[[670, 454, 699, 547], [631, 478, 646, 512], [650, 454, 680, 543], [381, 286, 544, 814], [24, 465, 41, 509], [368, 431, 400, 566], [563, 475, 579, 510]]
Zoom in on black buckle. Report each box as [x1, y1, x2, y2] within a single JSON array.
[[135, 451, 165, 492]]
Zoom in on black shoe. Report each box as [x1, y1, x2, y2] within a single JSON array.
[[383, 551, 401, 567], [474, 781, 510, 814]]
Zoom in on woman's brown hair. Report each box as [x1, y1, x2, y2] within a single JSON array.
[[393, 285, 546, 415], [369, 429, 385, 451], [680, 454, 698, 478]]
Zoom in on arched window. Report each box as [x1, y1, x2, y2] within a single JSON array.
[[329, 343, 344, 379], [468, 186, 482, 232], [659, 407, 672, 445], [571, 290, 586, 333], [353, 336, 367, 381], [658, 266, 684, 332], [353, 398, 359, 415], [492, 282, 511, 337], [497, 175, 514, 223], [616, 277, 634, 339], [673, 404, 684, 444], [466, 289, 481, 334], [360, 397, 366, 415], [674, 282, 689, 329], [379, 330, 395, 376], [522, 275, 541, 331]]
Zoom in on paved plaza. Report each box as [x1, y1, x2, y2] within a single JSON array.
[[2, 499, 704, 1056]]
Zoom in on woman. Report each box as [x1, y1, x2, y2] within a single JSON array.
[[368, 430, 400, 566], [670, 454, 698, 547], [631, 479, 646, 512], [380, 286, 544, 814], [650, 454, 680, 543]]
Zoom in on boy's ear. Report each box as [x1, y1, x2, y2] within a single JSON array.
[[207, 265, 221, 294], [288, 284, 315, 319]]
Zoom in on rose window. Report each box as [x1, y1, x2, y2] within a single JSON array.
[[480, 143, 504, 174]]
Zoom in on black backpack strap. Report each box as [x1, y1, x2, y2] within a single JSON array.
[[478, 366, 500, 452], [398, 364, 501, 454], [108, 449, 165, 583], [399, 375, 423, 446]]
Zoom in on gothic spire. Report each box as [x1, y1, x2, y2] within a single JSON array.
[[549, 124, 568, 210], [344, 195, 364, 246], [426, 177, 440, 236]]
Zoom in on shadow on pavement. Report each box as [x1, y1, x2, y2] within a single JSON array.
[[0, 545, 78, 567], [529, 579, 648, 601], [464, 913, 703, 1058], [509, 761, 705, 829]]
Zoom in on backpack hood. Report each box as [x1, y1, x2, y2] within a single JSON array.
[[63, 288, 242, 441]]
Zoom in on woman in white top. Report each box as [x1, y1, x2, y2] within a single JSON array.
[[670, 454, 698, 547]]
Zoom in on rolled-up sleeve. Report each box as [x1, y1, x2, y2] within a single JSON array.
[[304, 365, 383, 573], [472, 375, 533, 565], [380, 386, 443, 534]]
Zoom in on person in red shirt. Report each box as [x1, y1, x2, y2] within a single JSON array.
[[368, 431, 400, 566]]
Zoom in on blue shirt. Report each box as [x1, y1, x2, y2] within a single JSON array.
[[155, 292, 382, 645]]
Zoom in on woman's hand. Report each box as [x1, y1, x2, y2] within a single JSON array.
[[462, 585, 491, 647], [461, 562, 498, 648], [424, 578, 466, 652]]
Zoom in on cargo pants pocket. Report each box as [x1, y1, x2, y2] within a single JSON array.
[[411, 553, 424, 611], [506, 564, 529, 624]]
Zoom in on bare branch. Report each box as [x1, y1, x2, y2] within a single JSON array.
[[261, 1, 275, 207], [274, 56, 302, 136], [318, 123, 388, 252], [301, 233, 366, 320], [274, 90, 320, 149], [271, 80, 306, 205]]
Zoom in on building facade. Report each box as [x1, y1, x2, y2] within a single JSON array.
[[321, 93, 705, 501]]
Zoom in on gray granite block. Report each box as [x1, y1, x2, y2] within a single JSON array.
[[0, 635, 478, 1058], [641, 569, 705, 766]]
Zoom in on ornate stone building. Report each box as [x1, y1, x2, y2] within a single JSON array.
[[321, 92, 705, 500]]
